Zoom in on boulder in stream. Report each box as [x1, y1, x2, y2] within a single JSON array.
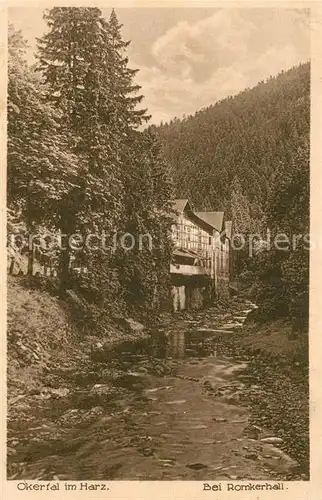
[[120, 318, 145, 332], [186, 463, 208, 470], [91, 384, 111, 395], [260, 436, 284, 445]]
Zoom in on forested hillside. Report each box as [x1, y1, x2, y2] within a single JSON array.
[[7, 10, 310, 479], [7, 7, 310, 331], [153, 63, 310, 226]]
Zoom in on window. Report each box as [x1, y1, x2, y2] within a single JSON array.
[[209, 236, 212, 245]]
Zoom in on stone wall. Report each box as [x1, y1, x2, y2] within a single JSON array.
[[189, 287, 204, 309], [171, 278, 230, 312], [171, 286, 186, 312], [171, 284, 207, 311], [216, 277, 230, 301]]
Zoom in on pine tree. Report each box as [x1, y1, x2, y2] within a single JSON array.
[[248, 141, 309, 327], [116, 129, 174, 318], [100, 9, 173, 317], [36, 8, 124, 291], [8, 24, 80, 276], [36, 8, 174, 317], [230, 176, 251, 234], [106, 9, 150, 134]]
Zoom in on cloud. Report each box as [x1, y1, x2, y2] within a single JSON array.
[[151, 10, 254, 80], [9, 7, 309, 125], [135, 9, 310, 124]]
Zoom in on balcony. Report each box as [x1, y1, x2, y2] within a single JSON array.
[[170, 263, 211, 276]]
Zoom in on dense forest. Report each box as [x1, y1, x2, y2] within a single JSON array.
[[153, 64, 310, 330], [7, 11, 310, 481], [7, 7, 310, 331], [8, 8, 174, 323], [152, 63, 309, 221]]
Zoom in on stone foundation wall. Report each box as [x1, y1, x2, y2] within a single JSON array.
[[171, 284, 207, 311], [216, 277, 230, 301], [171, 278, 230, 311], [171, 286, 186, 312], [189, 287, 204, 309]]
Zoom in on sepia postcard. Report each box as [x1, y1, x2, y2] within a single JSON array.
[[1, 0, 322, 499]]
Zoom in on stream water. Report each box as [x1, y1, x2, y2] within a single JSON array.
[[8, 299, 302, 481]]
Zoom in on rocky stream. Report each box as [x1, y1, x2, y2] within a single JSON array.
[[7, 298, 308, 481]]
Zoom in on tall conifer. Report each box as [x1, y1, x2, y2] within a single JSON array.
[[37, 8, 124, 291]]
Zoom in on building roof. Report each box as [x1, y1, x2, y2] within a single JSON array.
[[194, 211, 224, 232], [172, 199, 190, 213], [224, 221, 232, 240]]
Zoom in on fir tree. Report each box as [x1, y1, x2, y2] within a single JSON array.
[[106, 9, 150, 134], [116, 129, 174, 318], [102, 9, 173, 317], [36, 8, 174, 316], [36, 7, 124, 291], [8, 24, 80, 276]]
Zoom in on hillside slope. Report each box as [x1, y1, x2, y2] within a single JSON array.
[[7, 277, 148, 400], [152, 63, 310, 216]]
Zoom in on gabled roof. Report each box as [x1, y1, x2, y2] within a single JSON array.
[[194, 211, 224, 232], [224, 221, 232, 240], [172, 199, 190, 213]]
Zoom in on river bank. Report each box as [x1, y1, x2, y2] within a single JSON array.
[[7, 278, 309, 480], [213, 320, 309, 477], [7, 276, 150, 400]]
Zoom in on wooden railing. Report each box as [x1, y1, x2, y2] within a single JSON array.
[[170, 264, 211, 276]]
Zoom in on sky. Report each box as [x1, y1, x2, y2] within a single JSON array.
[[9, 7, 310, 125]]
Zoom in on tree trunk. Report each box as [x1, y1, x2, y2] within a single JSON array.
[[58, 198, 76, 293], [27, 229, 34, 276], [59, 247, 70, 293], [9, 257, 15, 275]]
